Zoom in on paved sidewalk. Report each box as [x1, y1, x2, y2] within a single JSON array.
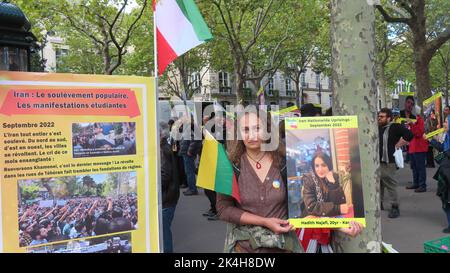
[[172, 166, 449, 253], [172, 189, 226, 253], [381, 166, 448, 253]]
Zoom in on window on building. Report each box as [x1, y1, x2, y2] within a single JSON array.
[[55, 47, 69, 70], [285, 79, 292, 92], [191, 72, 201, 89], [316, 73, 321, 89], [301, 72, 307, 88], [268, 77, 274, 95], [219, 72, 229, 87]]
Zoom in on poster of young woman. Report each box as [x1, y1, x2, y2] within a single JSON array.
[[285, 116, 366, 228], [0, 72, 160, 253], [423, 92, 445, 139]]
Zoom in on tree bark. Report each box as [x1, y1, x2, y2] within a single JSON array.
[[411, 0, 430, 108], [294, 79, 301, 108], [414, 48, 432, 109], [331, 0, 381, 253], [234, 60, 245, 105], [377, 62, 387, 108]]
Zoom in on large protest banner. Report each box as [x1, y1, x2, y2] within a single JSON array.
[[285, 116, 366, 228], [0, 72, 160, 253]]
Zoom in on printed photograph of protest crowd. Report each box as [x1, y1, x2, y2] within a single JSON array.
[[18, 172, 137, 247], [27, 233, 132, 253], [285, 122, 365, 224], [72, 122, 136, 158]]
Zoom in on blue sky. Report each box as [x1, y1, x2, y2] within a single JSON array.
[[78, 173, 108, 184]]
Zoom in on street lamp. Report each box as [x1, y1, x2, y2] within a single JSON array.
[[0, 2, 37, 72]]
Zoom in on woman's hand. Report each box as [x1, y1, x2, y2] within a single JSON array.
[[326, 171, 335, 183], [263, 218, 293, 235], [339, 204, 352, 214], [338, 221, 364, 237]]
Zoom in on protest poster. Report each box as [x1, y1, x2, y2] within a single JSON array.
[[396, 92, 417, 124], [423, 92, 445, 139], [285, 116, 366, 228], [0, 72, 160, 253], [271, 105, 300, 120]]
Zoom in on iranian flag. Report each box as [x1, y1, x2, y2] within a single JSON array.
[[154, 0, 213, 75]]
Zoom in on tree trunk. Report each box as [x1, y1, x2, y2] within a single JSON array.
[[377, 63, 387, 108], [234, 60, 244, 105], [330, 0, 381, 253], [446, 67, 449, 105], [410, 0, 430, 109], [294, 80, 301, 108], [414, 50, 432, 110], [103, 45, 111, 75], [100, 21, 112, 75]]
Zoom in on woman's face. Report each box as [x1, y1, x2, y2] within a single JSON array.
[[314, 157, 329, 178], [239, 113, 263, 150]]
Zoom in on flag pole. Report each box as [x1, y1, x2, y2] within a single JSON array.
[[152, 0, 163, 254]]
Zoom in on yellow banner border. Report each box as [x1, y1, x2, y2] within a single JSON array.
[[271, 105, 299, 116], [285, 116, 358, 130], [423, 92, 443, 106], [399, 92, 415, 96], [289, 217, 366, 228], [396, 117, 417, 123], [425, 128, 446, 139]]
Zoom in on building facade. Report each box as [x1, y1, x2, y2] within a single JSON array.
[[41, 34, 68, 72], [187, 67, 332, 110]]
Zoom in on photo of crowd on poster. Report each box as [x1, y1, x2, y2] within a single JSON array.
[[18, 172, 137, 247], [285, 121, 365, 225], [72, 122, 136, 158], [27, 233, 132, 253]]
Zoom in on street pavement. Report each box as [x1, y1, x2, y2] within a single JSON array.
[[172, 166, 449, 253], [381, 165, 448, 253]]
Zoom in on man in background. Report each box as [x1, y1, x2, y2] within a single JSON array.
[[378, 108, 413, 218]]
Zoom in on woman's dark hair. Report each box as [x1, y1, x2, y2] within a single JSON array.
[[227, 110, 284, 168], [311, 152, 334, 196]]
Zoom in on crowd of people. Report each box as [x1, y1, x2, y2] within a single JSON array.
[[72, 122, 136, 156], [158, 99, 450, 253], [18, 194, 138, 247], [159, 103, 364, 253], [378, 97, 450, 235]]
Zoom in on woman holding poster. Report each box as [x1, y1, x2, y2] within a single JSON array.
[[302, 152, 353, 218], [216, 110, 362, 253], [216, 110, 303, 253]]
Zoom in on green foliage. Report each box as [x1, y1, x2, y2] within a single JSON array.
[[20, 185, 40, 201]]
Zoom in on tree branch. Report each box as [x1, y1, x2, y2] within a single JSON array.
[[376, 5, 410, 26], [60, 10, 105, 47], [108, 0, 148, 74], [395, 0, 415, 18], [111, 0, 129, 30], [427, 29, 450, 57]]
